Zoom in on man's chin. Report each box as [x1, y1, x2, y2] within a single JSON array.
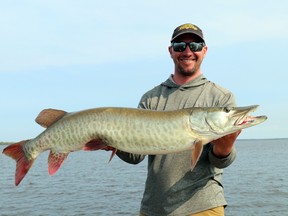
[[179, 68, 196, 77]]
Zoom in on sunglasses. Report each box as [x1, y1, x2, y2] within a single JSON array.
[[171, 42, 205, 52]]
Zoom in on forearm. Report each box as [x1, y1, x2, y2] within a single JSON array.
[[210, 129, 241, 161], [209, 145, 237, 169], [212, 140, 234, 158]]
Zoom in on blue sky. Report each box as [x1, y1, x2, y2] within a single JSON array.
[[0, 0, 287, 141]]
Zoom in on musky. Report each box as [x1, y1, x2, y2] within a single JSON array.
[[1, 1, 287, 141]]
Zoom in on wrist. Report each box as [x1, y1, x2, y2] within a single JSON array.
[[212, 145, 232, 158]]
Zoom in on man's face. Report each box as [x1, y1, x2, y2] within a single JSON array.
[[169, 34, 207, 77]]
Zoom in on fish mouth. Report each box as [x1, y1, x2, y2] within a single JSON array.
[[232, 105, 267, 128]]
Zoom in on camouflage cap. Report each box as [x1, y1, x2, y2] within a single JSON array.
[[171, 23, 205, 43]]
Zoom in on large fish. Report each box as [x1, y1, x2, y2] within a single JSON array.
[[3, 105, 267, 186]]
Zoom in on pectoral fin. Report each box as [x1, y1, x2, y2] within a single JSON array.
[[83, 139, 117, 162], [83, 138, 107, 151], [190, 141, 203, 171]]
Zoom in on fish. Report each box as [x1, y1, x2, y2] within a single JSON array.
[[3, 105, 267, 186]]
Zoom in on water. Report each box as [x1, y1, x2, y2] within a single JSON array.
[[223, 139, 288, 216], [0, 139, 287, 216]]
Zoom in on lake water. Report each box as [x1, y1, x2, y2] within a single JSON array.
[[0, 139, 287, 216]]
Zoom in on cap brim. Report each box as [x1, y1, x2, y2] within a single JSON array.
[[171, 30, 204, 43]]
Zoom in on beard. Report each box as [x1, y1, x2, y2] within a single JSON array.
[[177, 65, 197, 76], [176, 58, 202, 77]]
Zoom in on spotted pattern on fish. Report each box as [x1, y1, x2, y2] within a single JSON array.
[[2, 106, 267, 186]]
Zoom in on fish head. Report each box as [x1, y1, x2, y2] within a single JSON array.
[[189, 105, 267, 140]]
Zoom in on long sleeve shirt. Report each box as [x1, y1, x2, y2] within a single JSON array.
[[117, 74, 237, 216]]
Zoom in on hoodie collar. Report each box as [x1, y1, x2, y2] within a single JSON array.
[[161, 74, 208, 90]]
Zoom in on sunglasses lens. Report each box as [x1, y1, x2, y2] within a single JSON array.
[[189, 42, 204, 52], [172, 42, 204, 52], [172, 42, 187, 52]]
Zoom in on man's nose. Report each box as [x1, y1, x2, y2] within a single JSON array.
[[182, 45, 193, 54]]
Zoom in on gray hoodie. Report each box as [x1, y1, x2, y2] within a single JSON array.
[[117, 74, 237, 216]]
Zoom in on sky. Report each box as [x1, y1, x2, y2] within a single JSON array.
[[0, 0, 287, 141]]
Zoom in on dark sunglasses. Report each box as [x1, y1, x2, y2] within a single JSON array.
[[172, 42, 205, 52]]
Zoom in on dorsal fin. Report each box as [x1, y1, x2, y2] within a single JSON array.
[[35, 108, 67, 128]]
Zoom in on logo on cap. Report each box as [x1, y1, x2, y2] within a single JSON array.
[[178, 23, 198, 31]]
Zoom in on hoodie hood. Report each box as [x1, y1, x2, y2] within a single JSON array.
[[161, 74, 208, 90]]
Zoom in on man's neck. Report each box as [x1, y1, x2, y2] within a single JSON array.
[[173, 72, 202, 85]]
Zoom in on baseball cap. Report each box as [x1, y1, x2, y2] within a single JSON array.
[[171, 23, 205, 43]]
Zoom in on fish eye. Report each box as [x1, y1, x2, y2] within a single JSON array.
[[223, 107, 231, 113]]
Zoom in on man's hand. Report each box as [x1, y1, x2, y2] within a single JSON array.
[[212, 130, 241, 158]]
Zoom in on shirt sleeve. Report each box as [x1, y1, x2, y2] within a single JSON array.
[[208, 146, 237, 169]]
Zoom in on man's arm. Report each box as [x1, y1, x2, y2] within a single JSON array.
[[212, 130, 241, 158], [208, 130, 241, 169], [208, 90, 240, 168]]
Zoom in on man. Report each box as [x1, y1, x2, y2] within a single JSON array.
[[117, 23, 241, 216]]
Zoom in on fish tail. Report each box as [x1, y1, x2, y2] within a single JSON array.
[[48, 150, 69, 175], [2, 140, 34, 186]]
